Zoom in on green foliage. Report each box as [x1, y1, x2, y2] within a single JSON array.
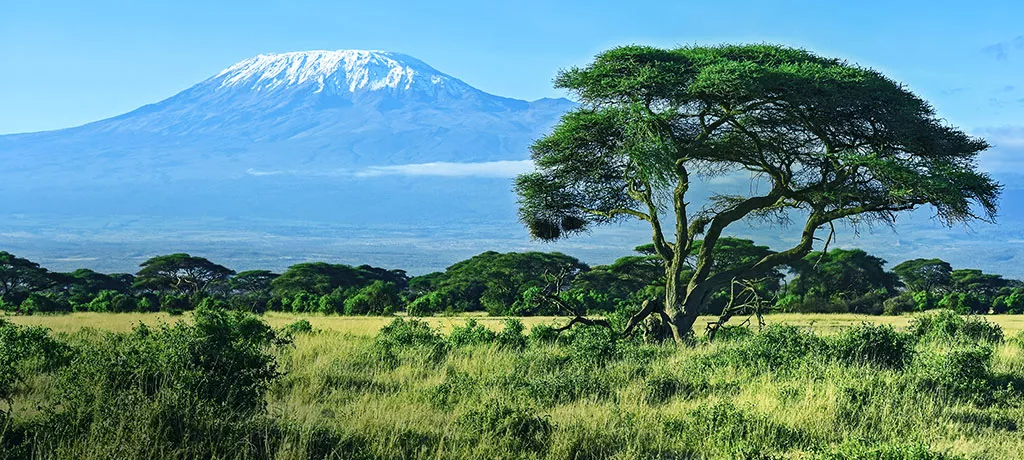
[[409, 251, 588, 315], [134, 253, 234, 296], [376, 318, 444, 348], [495, 318, 527, 351], [271, 262, 407, 300], [912, 345, 995, 402], [937, 291, 986, 314], [791, 249, 900, 306], [19, 292, 70, 314], [85, 290, 137, 313], [448, 318, 496, 347], [457, 400, 552, 454], [908, 310, 1004, 344], [726, 324, 826, 371], [892, 258, 953, 294], [516, 43, 998, 339], [0, 319, 67, 409], [830, 324, 915, 369], [343, 281, 401, 315], [279, 319, 314, 337], [819, 439, 963, 459], [883, 292, 916, 316], [14, 310, 280, 457], [528, 323, 560, 344]]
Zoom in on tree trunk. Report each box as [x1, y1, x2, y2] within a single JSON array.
[[663, 264, 703, 343]]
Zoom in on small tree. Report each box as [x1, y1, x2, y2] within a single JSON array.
[[516, 44, 999, 342]]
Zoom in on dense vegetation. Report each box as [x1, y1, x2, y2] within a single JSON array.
[[1, 310, 1023, 458], [3, 246, 1022, 323]]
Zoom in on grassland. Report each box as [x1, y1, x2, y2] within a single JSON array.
[[8, 311, 1024, 336], [5, 311, 1024, 458]]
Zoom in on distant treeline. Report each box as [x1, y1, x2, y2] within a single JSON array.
[[2, 238, 1022, 317]]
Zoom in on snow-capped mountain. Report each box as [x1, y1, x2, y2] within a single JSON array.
[[214, 50, 475, 96], [0, 50, 575, 185]]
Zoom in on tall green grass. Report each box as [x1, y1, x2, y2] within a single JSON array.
[[2, 311, 1023, 458]]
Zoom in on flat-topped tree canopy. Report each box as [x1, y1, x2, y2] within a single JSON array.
[[516, 44, 1000, 342]]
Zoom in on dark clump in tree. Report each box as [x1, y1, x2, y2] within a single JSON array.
[[515, 44, 1000, 342]]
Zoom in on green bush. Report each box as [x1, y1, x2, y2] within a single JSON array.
[[448, 318, 496, 347], [376, 318, 444, 348], [560, 325, 619, 367], [726, 324, 826, 371], [908, 310, 1003, 344], [20, 293, 71, 314], [830, 323, 914, 369], [495, 318, 527, 351], [33, 309, 281, 457], [913, 345, 994, 402], [528, 323, 560, 344], [0, 319, 68, 410], [279, 319, 314, 337]]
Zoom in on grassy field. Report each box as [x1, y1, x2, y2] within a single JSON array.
[[8, 310, 1024, 336], [5, 311, 1024, 458]]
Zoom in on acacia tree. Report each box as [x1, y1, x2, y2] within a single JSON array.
[[135, 253, 235, 297], [515, 44, 999, 342], [892, 258, 953, 294], [0, 252, 50, 304]]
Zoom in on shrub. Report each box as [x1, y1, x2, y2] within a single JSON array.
[[830, 323, 914, 369], [712, 325, 754, 342], [376, 318, 443, 347], [560, 325, 619, 367], [727, 325, 826, 371], [914, 344, 994, 402], [159, 294, 191, 312], [20, 292, 71, 314], [937, 292, 986, 315], [316, 292, 344, 315], [32, 309, 281, 457], [448, 318, 496, 347], [908, 310, 1003, 344], [406, 292, 440, 317], [279, 319, 314, 337], [496, 318, 527, 351], [0, 319, 68, 410]]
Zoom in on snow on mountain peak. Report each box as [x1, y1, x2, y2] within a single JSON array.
[[212, 50, 473, 95]]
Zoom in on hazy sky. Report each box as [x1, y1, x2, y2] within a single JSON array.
[[2, 0, 1023, 141]]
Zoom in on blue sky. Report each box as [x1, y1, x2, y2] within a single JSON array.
[[2, 0, 1023, 146]]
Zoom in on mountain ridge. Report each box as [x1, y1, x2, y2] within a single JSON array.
[[0, 50, 576, 185]]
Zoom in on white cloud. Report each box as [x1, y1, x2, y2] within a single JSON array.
[[245, 160, 535, 179], [356, 160, 534, 178]]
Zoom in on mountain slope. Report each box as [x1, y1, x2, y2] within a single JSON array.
[[0, 50, 575, 184]]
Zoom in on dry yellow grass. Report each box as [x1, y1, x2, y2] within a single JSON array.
[[7, 310, 1024, 336]]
